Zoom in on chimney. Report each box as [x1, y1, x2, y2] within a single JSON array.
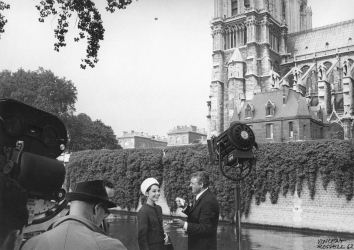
[[190, 125, 197, 132], [131, 130, 135, 135], [123, 131, 128, 136]]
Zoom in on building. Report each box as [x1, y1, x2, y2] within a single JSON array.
[[117, 131, 167, 149], [207, 0, 354, 141], [232, 88, 326, 142], [167, 125, 207, 146]]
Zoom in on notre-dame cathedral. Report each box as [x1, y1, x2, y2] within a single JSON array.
[[206, 0, 354, 142]]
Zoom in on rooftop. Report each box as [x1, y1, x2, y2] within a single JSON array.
[[287, 19, 354, 56]]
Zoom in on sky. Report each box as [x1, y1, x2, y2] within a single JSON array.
[[0, 0, 353, 138]]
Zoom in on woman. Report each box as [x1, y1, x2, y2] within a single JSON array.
[[137, 178, 171, 250]]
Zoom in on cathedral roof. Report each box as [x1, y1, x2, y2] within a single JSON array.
[[232, 89, 321, 122], [228, 48, 244, 64], [287, 19, 354, 56]]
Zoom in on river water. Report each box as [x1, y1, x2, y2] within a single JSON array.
[[107, 213, 354, 250]]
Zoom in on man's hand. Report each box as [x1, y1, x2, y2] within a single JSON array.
[[172, 219, 185, 228], [175, 197, 186, 208]]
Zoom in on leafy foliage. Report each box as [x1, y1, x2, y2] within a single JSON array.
[[0, 68, 77, 116], [0, 0, 134, 68], [36, 0, 133, 69], [0, 68, 120, 152], [63, 113, 120, 152], [0, 1, 10, 39], [66, 140, 354, 220], [66, 148, 163, 211]]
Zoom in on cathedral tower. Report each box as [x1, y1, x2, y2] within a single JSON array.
[[207, 0, 312, 137]]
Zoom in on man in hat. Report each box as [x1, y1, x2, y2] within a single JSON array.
[[22, 180, 127, 250], [100, 179, 115, 234]]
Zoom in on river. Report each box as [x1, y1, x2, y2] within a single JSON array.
[[107, 213, 354, 250]]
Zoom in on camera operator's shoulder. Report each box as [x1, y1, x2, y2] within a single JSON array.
[[94, 233, 127, 250], [21, 233, 50, 250]]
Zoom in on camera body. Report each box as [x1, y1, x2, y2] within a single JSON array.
[[0, 99, 68, 224]]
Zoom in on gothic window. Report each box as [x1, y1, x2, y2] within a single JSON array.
[[301, 65, 310, 75], [335, 93, 344, 111], [182, 136, 187, 144], [318, 109, 323, 121], [245, 103, 254, 119], [265, 100, 275, 117], [289, 122, 293, 138], [303, 124, 306, 138], [244, 26, 247, 44], [288, 74, 294, 88], [176, 136, 181, 144], [269, 31, 279, 52], [266, 124, 273, 139], [306, 76, 312, 96], [244, 0, 250, 8], [232, 0, 238, 16], [169, 137, 173, 144], [325, 42, 329, 49]]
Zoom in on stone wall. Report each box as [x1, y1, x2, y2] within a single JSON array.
[[117, 178, 354, 233], [242, 177, 354, 233]]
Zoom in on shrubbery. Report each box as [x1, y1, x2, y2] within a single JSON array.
[[66, 140, 354, 220]]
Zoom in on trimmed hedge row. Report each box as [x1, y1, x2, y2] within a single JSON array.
[[66, 140, 354, 220]]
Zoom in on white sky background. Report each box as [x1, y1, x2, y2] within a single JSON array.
[[0, 0, 353, 138]]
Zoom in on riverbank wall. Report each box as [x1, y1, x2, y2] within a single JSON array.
[[114, 177, 354, 234]]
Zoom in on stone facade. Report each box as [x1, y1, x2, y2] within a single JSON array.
[[241, 178, 354, 233], [207, 0, 354, 140], [117, 131, 167, 149], [167, 125, 207, 146]]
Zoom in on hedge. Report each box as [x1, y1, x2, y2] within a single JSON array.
[[66, 140, 354, 220]]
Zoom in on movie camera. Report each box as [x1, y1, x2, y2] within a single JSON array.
[[207, 122, 258, 181], [0, 98, 68, 225]]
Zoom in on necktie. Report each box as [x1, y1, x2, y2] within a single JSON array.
[[192, 197, 196, 207]]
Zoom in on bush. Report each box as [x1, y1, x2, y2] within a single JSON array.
[[66, 140, 354, 220]]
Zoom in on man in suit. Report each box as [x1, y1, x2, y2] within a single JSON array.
[[173, 171, 219, 250]]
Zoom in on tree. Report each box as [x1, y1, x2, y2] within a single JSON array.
[[0, 68, 121, 152], [0, 67, 77, 116], [0, 1, 9, 39], [65, 113, 121, 152], [0, 0, 134, 69]]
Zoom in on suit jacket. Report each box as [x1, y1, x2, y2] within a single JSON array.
[[183, 189, 219, 250], [137, 203, 166, 250]]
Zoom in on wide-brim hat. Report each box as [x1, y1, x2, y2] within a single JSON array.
[[66, 180, 116, 208], [141, 177, 159, 195]]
